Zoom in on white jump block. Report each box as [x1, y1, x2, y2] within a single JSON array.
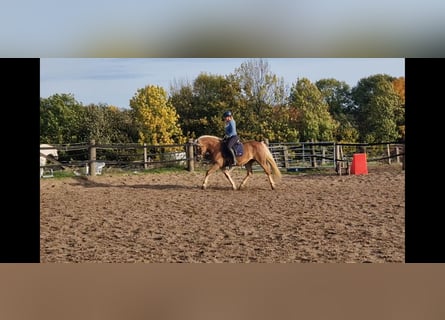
[[40, 169, 54, 178], [85, 162, 106, 175]]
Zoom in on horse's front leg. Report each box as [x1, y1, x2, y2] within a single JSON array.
[[202, 163, 220, 190], [222, 167, 237, 190]]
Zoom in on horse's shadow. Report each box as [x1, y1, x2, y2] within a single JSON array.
[[68, 176, 247, 191], [68, 176, 199, 190]]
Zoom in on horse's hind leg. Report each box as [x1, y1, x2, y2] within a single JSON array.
[[258, 161, 277, 190], [238, 162, 254, 190], [267, 174, 277, 190]]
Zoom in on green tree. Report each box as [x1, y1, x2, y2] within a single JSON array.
[[351, 74, 403, 142], [40, 93, 84, 143], [130, 85, 186, 145], [392, 77, 405, 141], [107, 106, 140, 143], [170, 81, 196, 137], [77, 103, 110, 143], [268, 105, 300, 142], [289, 78, 338, 142], [229, 58, 288, 141], [171, 73, 241, 138], [316, 78, 359, 142], [77, 104, 139, 144]]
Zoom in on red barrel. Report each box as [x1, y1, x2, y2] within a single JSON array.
[[350, 153, 368, 175]]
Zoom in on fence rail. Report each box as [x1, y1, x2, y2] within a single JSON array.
[[267, 141, 405, 172], [40, 139, 405, 177]]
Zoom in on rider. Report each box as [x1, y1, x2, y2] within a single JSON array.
[[223, 110, 238, 166]]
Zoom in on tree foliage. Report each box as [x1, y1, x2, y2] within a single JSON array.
[[171, 73, 240, 138], [40, 60, 405, 146], [130, 85, 186, 145], [289, 78, 338, 142], [392, 77, 406, 140], [40, 93, 84, 144], [229, 58, 289, 141], [351, 74, 403, 142], [78, 104, 138, 144], [315, 78, 358, 142]]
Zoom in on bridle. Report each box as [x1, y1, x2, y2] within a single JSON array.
[[193, 140, 212, 163], [193, 141, 203, 162]]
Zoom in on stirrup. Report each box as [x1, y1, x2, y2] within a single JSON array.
[[230, 149, 237, 166]]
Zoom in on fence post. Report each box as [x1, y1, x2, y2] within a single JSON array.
[[302, 143, 306, 165], [402, 145, 405, 170], [89, 139, 96, 176], [283, 145, 289, 169], [321, 146, 326, 166], [386, 143, 391, 164], [187, 139, 195, 172], [334, 143, 338, 170], [143, 143, 148, 169], [311, 140, 317, 168], [335, 144, 342, 174]]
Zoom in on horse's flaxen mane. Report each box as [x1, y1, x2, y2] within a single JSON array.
[[197, 135, 222, 141]]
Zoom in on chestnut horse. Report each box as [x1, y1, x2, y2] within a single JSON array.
[[194, 135, 281, 190]]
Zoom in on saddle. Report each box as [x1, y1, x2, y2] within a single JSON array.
[[232, 140, 243, 156], [222, 137, 244, 165]]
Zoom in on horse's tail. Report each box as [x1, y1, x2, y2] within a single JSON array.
[[262, 141, 282, 182]]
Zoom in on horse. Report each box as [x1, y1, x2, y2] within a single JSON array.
[[40, 144, 58, 178], [194, 135, 282, 190]]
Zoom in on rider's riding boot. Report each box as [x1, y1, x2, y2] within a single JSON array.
[[230, 148, 237, 166]]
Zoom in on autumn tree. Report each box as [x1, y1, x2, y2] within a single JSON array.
[[130, 85, 186, 145]]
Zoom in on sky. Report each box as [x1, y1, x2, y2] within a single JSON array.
[[40, 58, 404, 109], [2, 1, 445, 57]]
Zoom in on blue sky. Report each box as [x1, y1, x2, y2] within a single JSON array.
[[40, 58, 404, 109]]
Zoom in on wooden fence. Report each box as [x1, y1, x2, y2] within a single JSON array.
[[266, 140, 405, 174], [40, 139, 405, 177]]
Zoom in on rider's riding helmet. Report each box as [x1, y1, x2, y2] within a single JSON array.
[[223, 110, 232, 118]]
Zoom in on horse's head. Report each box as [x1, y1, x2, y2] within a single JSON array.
[[193, 138, 207, 162], [194, 135, 221, 162]]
